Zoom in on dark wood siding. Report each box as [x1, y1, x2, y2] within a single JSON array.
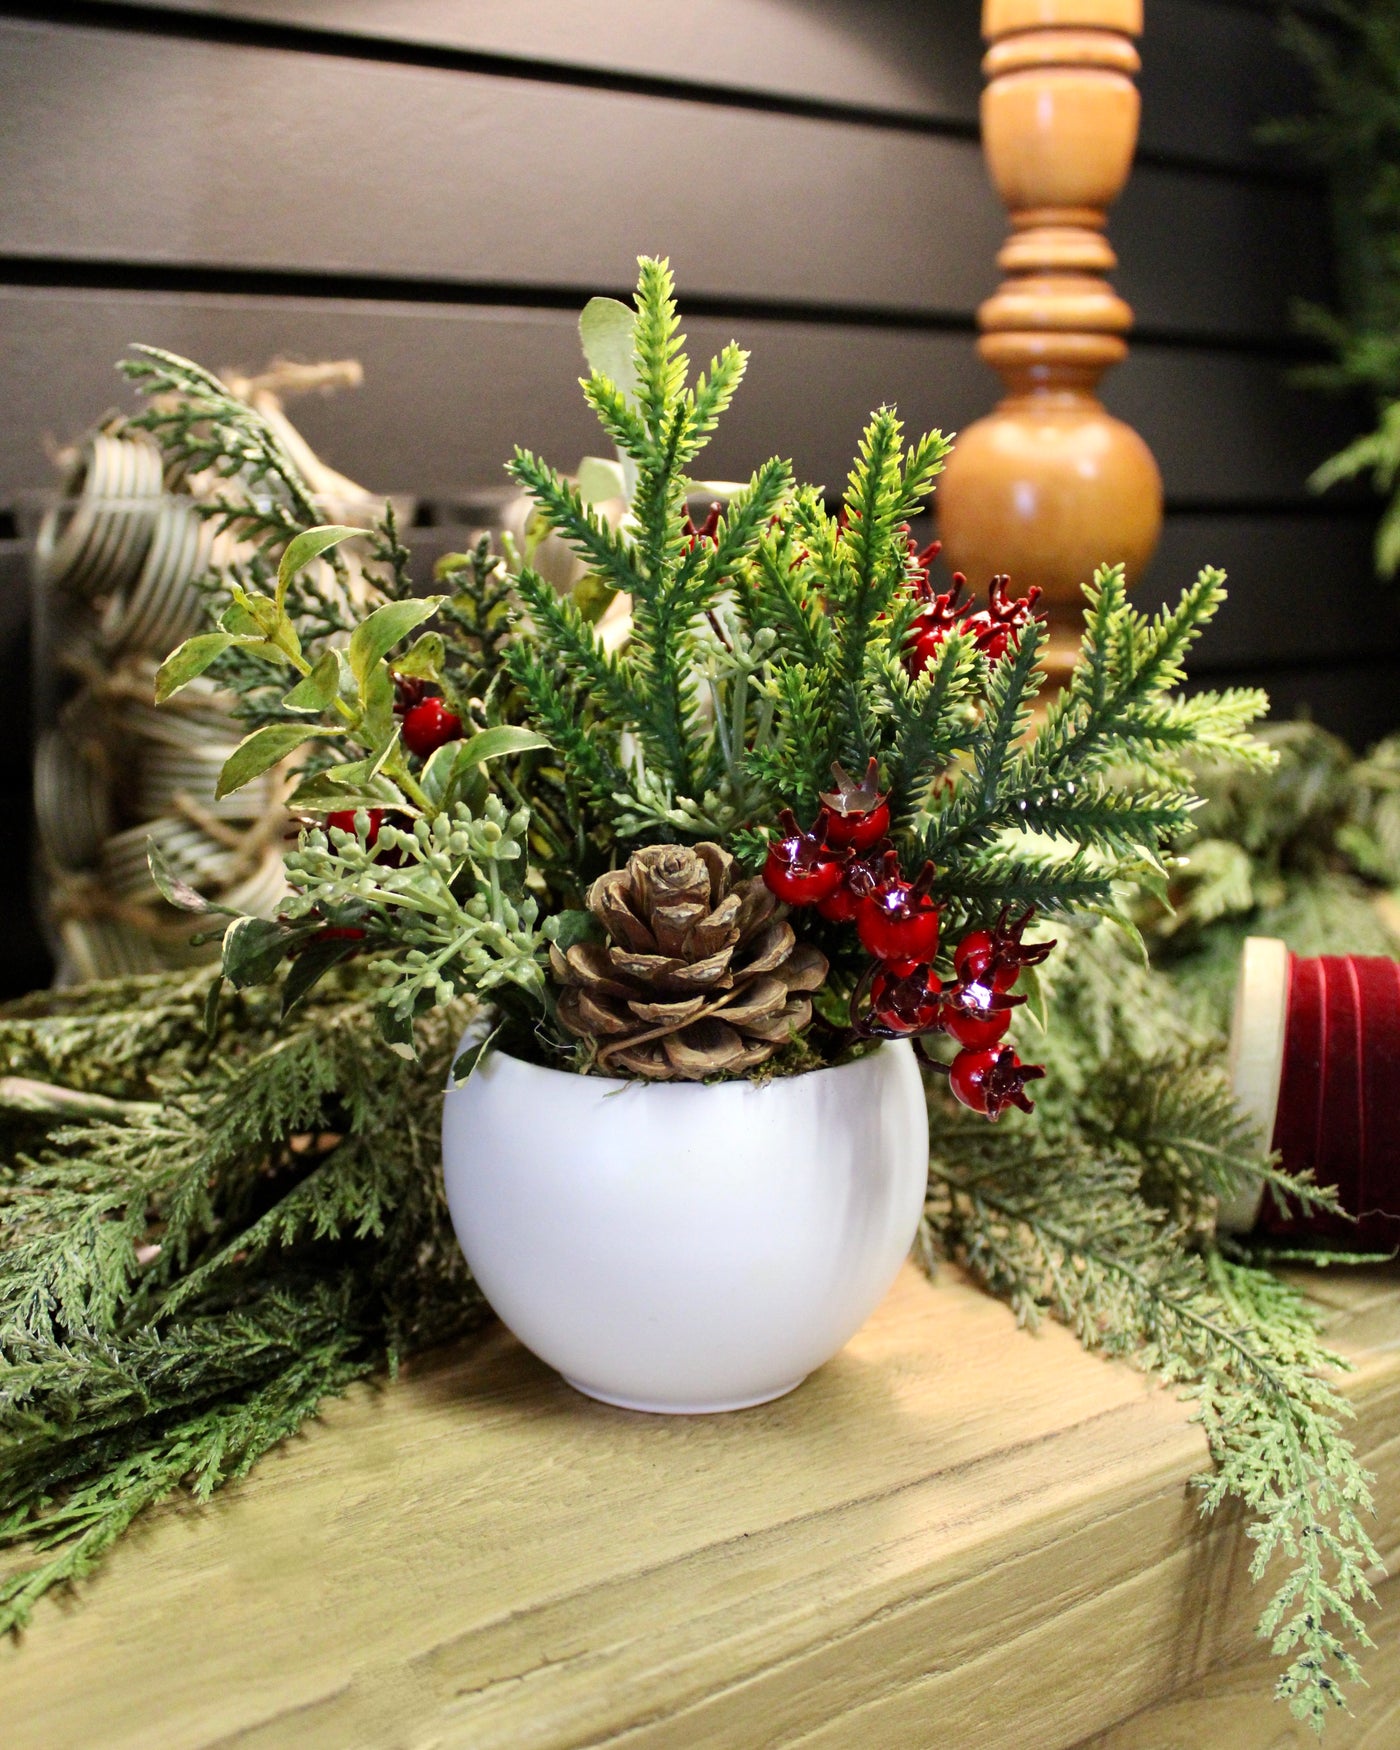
[[0, 0, 1393, 992]]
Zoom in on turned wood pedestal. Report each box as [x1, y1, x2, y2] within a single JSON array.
[[4, 1263, 1397, 1748], [938, 0, 1164, 677]]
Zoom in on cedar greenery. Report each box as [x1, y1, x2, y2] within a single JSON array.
[[1146, 719, 1400, 1030], [929, 1088, 1379, 1724], [0, 258, 1388, 1731], [929, 904, 1384, 1729], [1, 974, 479, 1631], [2, 885, 1386, 1727]]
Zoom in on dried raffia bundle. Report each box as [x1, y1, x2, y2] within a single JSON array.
[[28, 358, 391, 982], [551, 842, 827, 1078]]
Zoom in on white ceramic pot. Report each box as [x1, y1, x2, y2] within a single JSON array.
[[441, 1040, 929, 1413]]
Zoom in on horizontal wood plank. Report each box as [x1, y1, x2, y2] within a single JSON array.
[[85, 0, 989, 123], [0, 20, 1329, 343], [0, 288, 1365, 512], [1138, 0, 1314, 174], [1187, 656, 1400, 752], [1137, 512, 1399, 669], [2, 1262, 1396, 1748], [84, 0, 1312, 176]]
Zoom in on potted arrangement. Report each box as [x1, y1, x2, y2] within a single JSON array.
[[145, 257, 1269, 1411], [8, 258, 1386, 1725]]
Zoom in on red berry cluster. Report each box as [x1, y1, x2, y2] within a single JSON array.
[[763, 766, 1053, 1120], [393, 675, 463, 759], [902, 540, 1043, 679]]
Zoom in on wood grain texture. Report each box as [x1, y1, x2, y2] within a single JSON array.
[[0, 288, 1364, 509], [86, 0, 1311, 175], [1074, 1577, 1400, 1750], [3, 1261, 1396, 1749], [0, 19, 1329, 342], [0, 19, 1004, 308]]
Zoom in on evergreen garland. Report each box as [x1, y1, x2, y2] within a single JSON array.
[[1, 973, 478, 1630], [1147, 719, 1400, 1028]]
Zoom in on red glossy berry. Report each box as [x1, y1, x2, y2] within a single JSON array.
[[857, 859, 941, 963], [818, 758, 891, 852], [826, 798, 888, 851], [948, 1046, 1045, 1119], [816, 848, 884, 922], [905, 628, 945, 679], [817, 880, 862, 923], [315, 925, 366, 942], [868, 964, 944, 1036], [942, 980, 1016, 1049], [953, 928, 1014, 992], [763, 808, 844, 907], [401, 697, 463, 758], [948, 1047, 998, 1113], [393, 674, 431, 714], [903, 572, 972, 679], [326, 807, 384, 846], [953, 905, 1055, 992]]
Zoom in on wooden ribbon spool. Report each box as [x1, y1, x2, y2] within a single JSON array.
[[937, 0, 1163, 677], [1222, 936, 1400, 1248]]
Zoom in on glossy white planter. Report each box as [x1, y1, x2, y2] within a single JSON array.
[[441, 1041, 929, 1413]]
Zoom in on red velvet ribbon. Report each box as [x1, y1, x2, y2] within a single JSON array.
[[1258, 953, 1400, 1248]]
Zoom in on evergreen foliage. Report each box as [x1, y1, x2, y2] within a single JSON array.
[[500, 258, 1270, 1003], [0, 972, 478, 1634], [1145, 720, 1400, 1027], [926, 895, 1387, 1731], [139, 257, 1269, 1057]]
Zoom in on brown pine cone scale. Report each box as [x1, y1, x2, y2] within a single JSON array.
[[552, 842, 828, 1080]]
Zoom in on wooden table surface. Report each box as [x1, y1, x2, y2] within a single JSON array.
[[4, 1261, 1398, 1750]]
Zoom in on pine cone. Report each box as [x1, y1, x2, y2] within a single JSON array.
[[551, 842, 828, 1080]]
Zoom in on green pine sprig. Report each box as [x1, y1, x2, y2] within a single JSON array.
[[505, 258, 795, 837]]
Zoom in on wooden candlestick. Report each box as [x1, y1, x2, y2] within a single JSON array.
[[937, 0, 1163, 674]]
